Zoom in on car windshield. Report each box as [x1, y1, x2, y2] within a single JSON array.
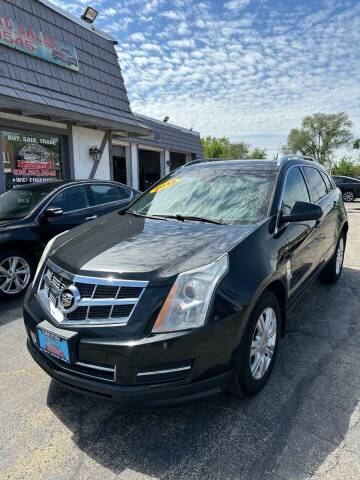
[[129, 166, 277, 225], [0, 185, 56, 220]]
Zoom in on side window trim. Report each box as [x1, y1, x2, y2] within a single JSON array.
[[40, 185, 91, 216], [275, 164, 311, 233], [89, 183, 133, 207], [301, 166, 329, 203], [319, 170, 333, 193]]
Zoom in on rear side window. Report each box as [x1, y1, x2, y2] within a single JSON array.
[[90, 184, 131, 205], [320, 170, 333, 192], [282, 167, 310, 215], [303, 167, 328, 202], [48, 186, 90, 213], [332, 177, 343, 185]]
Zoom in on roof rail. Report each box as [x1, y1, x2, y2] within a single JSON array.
[[278, 154, 316, 165]]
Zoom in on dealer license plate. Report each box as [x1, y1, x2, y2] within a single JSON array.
[[37, 327, 71, 363]]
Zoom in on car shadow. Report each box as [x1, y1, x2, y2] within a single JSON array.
[[0, 297, 23, 327], [47, 265, 360, 479]]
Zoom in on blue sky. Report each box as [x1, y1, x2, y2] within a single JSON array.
[[52, 0, 360, 157]]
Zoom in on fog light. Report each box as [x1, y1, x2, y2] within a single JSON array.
[[30, 330, 37, 345]]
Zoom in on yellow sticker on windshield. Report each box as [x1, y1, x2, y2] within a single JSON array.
[[150, 178, 179, 193]]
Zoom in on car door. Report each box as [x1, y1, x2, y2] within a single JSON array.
[[302, 166, 335, 262], [280, 166, 318, 296], [37, 184, 93, 244], [319, 169, 340, 248], [87, 183, 134, 218]]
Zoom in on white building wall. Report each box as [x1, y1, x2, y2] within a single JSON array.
[[72, 126, 110, 180], [130, 143, 139, 190]]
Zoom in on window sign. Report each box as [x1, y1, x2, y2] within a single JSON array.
[[1, 131, 63, 190], [0, 14, 79, 71]]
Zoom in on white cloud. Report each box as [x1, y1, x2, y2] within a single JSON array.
[[49, 0, 360, 152], [224, 0, 251, 10]]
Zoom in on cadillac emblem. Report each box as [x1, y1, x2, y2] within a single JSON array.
[[59, 285, 81, 314]]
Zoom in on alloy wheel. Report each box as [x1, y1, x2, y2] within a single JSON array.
[[0, 256, 31, 294], [343, 191, 354, 202], [336, 237, 345, 275], [250, 307, 277, 380]]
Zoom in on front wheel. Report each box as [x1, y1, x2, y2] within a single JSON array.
[[342, 191, 354, 202], [227, 290, 281, 398], [0, 250, 34, 299]]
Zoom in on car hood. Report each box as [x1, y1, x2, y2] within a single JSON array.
[[50, 212, 257, 284]]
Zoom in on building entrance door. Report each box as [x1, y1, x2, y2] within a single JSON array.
[[113, 146, 127, 185], [170, 152, 187, 171], [139, 149, 161, 191]]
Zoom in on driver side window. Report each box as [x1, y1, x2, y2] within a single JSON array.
[[282, 167, 310, 215]]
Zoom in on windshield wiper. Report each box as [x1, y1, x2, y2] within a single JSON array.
[[155, 214, 226, 225], [124, 210, 170, 221]]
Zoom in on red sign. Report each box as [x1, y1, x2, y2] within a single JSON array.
[[0, 14, 79, 71]]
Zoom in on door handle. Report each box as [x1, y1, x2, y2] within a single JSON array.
[[85, 215, 98, 221]]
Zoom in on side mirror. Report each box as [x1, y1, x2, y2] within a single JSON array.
[[42, 207, 64, 218], [280, 201, 323, 224]]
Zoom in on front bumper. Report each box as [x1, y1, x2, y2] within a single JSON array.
[[24, 294, 244, 407], [27, 339, 232, 407]]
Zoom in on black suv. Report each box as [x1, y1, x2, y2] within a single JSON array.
[[0, 180, 138, 299], [332, 175, 360, 202], [24, 157, 348, 406]]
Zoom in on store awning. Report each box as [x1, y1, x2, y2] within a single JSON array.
[[0, 82, 150, 136]]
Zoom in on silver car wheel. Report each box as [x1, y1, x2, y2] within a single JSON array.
[[335, 237, 345, 275], [0, 256, 31, 294], [343, 191, 354, 202], [250, 307, 277, 380]]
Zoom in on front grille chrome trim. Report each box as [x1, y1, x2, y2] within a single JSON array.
[[137, 366, 192, 377], [47, 259, 148, 288], [37, 259, 148, 327]]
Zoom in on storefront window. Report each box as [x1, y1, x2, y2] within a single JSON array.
[[1, 130, 63, 190]]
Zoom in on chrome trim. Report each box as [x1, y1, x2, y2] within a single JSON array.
[[59, 364, 115, 383], [47, 259, 148, 288], [79, 298, 138, 306], [137, 366, 191, 377], [37, 260, 148, 326], [76, 361, 115, 373]]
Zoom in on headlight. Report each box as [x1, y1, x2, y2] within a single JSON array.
[[33, 230, 69, 284], [152, 254, 229, 333]]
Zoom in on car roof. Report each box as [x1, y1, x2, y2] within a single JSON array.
[[184, 156, 322, 172]]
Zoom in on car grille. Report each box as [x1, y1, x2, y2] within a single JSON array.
[[37, 260, 148, 326]]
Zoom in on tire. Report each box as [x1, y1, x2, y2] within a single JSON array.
[[0, 249, 35, 299], [227, 290, 281, 398], [319, 233, 346, 284], [342, 191, 354, 202]]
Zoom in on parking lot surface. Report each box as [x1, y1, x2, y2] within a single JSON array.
[[1, 203, 360, 480]]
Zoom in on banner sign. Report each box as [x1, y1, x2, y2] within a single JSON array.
[[1, 131, 63, 189], [0, 14, 79, 71]]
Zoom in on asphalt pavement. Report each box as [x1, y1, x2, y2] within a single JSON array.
[[0, 203, 360, 480]]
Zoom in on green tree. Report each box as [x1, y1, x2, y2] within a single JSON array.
[[285, 112, 353, 166], [201, 136, 231, 158], [228, 142, 249, 159], [249, 147, 267, 159], [201, 136, 266, 159], [353, 139, 360, 150], [332, 156, 356, 176]]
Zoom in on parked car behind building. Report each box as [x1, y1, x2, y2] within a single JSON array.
[[0, 180, 138, 299], [332, 175, 360, 202]]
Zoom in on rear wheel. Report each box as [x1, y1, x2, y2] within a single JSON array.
[[227, 290, 281, 398], [0, 250, 34, 299], [319, 233, 345, 284], [342, 191, 354, 202]]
